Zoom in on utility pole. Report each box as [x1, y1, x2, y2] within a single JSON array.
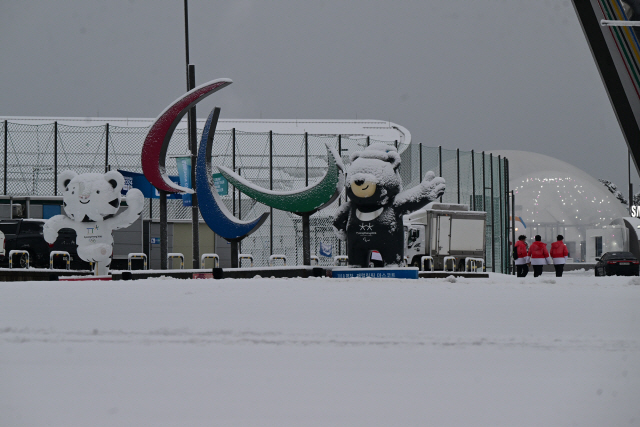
[[184, 0, 199, 268]]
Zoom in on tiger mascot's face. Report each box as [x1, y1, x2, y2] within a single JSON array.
[[58, 170, 124, 222]]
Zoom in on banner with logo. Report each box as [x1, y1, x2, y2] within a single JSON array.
[[175, 156, 192, 207], [213, 173, 228, 196], [319, 242, 333, 258], [118, 170, 181, 199]]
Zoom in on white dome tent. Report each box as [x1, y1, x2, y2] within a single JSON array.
[[491, 150, 628, 261]]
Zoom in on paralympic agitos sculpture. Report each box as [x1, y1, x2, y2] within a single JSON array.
[[141, 78, 444, 268]]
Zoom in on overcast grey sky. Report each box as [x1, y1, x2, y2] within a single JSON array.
[[1, 0, 638, 190]]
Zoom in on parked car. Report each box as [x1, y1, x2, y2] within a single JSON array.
[[594, 251, 640, 276], [0, 219, 89, 269]]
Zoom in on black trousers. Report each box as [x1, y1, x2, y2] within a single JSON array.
[[533, 265, 544, 277], [554, 264, 564, 277], [516, 264, 529, 277]]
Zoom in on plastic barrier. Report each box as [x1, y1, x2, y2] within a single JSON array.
[[334, 255, 349, 266], [310, 255, 319, 266], [9, 250, 29, 269], [420, 256, 434, 272], [49, 251, 70, 270], [168, 253, 184, 269], [443, 256, 457, 272], [200, 253, 220, 269], [465, 257, 485, 272], [127, 253, 147, 270], [269, 254, 287, 267], [238, 254, 254, 268]]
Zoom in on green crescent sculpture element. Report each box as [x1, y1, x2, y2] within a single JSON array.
[[217, 141, 345, 215]]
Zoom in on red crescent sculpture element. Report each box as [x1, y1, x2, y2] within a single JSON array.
[[141, 78, 232, 193]]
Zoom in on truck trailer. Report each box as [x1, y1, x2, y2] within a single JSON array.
[[404, 203, 487, 271]]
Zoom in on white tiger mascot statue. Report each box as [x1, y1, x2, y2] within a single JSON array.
[[44, 170, 144, 275]]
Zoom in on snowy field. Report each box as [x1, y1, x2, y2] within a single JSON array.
[[2, 270, 639, 426]]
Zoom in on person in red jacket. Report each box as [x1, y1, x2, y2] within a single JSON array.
[[528, 235, 550, 277], [550, 235, 569, 277], [513, 235, 530, 277]]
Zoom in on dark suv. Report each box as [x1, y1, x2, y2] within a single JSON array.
[[0, 219, 88, 269]]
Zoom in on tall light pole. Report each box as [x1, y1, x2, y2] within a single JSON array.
[[184, 0, 200, 268]]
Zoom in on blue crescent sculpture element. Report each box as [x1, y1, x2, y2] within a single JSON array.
[[217, 141, 345, 215], [196, 107, 269, 241]]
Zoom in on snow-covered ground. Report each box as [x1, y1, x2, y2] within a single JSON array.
[[2, 270, 639, 426]]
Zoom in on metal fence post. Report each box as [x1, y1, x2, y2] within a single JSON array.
[[338, 134, 342, 256], [419, 143, 423, 180], [471, 149, 475, 210], [367, 136, 370, 147], [54, 121, 58, 196], [104, 123, 109, 173], [489, 153, 496, 273], [3, 120, 7, 195], [160, 191, 168, 269], [510, 163, 516, 275], [498, 155, 504, 273], [302, 132, 310, 265], [438, 146, 443, 202], [231, 128, 238, 268], [270, 130, 273, 256], [482, 151, 486, 212], [456, 148, 460, 204]]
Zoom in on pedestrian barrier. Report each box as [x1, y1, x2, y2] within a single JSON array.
[[200, 253, 219, 269], [465, 257, 484, 272], [168, 253, 184, 269], [238, 254, 254, 268], [310, 255, 319, 266], [9, 250, 29, 269], [421, 256, 435, 272], [334, 255, 349, 266], [49, 251, 70, 270], [443, 256, 457, 272], [269, 254, 287, 267], [127, 253, 147, 270]]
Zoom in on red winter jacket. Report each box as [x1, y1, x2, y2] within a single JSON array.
[[528, 241, 549, 259], [515, 240, 528, 258], [550, 241, 568, 258]]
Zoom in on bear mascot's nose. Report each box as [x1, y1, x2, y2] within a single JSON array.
[[354, 179, 365, 186]]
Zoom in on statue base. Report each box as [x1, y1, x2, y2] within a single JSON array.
[[332, 267, 418, 279]]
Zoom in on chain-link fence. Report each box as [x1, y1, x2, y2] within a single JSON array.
[[1, 120, 510, 272]]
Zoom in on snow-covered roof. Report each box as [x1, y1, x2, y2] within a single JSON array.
[[0, 116, 411, 146]]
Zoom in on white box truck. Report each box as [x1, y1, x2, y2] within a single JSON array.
[[404, 203, 486, 271]]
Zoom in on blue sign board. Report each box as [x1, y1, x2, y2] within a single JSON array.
[[319, 242, 332, 258], [150, 237, 160, 244], [119, 170, 182, 200], [332, 267, 419, 279]]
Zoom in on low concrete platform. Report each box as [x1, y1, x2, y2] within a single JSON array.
[[111, 266, 326, 281], [419, 271, 489, 278], [0, 266, 492, 281], [0, 268, 93, 282]]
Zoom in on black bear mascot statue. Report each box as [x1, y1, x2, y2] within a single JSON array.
[[333, 143, 445, 267]]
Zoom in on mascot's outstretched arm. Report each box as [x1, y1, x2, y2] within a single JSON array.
[[43, 214, 74, 244], [394, 171, 446, 215], [332, 201, 350, 241], [107, 188, 144, 230]]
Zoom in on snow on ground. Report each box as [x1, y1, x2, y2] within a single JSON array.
[[1, 270, 639, 426]]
